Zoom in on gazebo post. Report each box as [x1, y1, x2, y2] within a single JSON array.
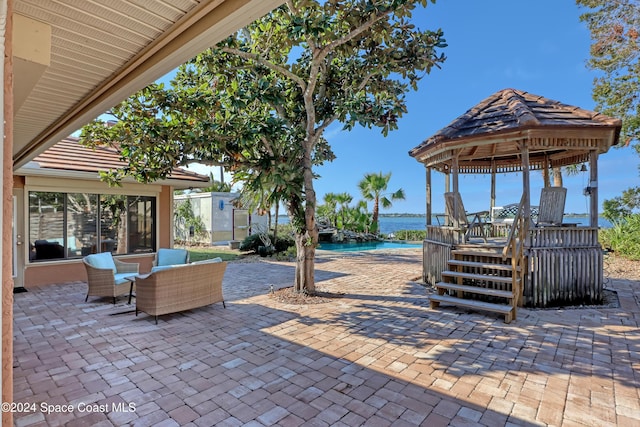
[[451, 154, 461, 227], [452, 152, 459, 193], [425, 166, 432, 226], [520, 143, 531, 219], [444, 172, 450, 192], [589, 151, 598, 228], [490, 160, 496, 219]]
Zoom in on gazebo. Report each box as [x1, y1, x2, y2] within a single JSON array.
[[409, 88, 622, 322]]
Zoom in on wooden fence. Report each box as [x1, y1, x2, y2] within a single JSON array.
[[525, 227, 602, 307]]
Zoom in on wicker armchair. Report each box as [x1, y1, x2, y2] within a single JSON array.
[[83, 252, 139, 304]]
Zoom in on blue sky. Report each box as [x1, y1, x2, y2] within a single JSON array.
[[188, 1, 637, 214], [315, 0, 638, 215]]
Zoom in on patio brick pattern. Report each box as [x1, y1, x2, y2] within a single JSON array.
[[12, 249, 640, 426]]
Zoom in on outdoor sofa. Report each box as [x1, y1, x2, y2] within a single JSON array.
[[135, 258, 226, 324]]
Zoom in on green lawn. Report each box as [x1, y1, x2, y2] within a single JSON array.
[[187, 247, 240, 262]]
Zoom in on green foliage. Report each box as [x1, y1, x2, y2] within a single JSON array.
[[275, 245, 298, 262], [578, 0, 640, 145], [174, 197, 206, 237], [358, 172, 405, 233], [578, 0, 640, 235], [602, 186, 640, 222], [389, 229, 426, 240], [318, 172, 405, 235], [199, 172, 233, 192], [239, 233, 295, 253], [599, 214, 640, 259]]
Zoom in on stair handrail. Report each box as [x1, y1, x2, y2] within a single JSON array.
[[501, 193, 529, 311]]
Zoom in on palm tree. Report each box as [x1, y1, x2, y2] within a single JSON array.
[[358, 172, 405, 234], [549, 164, 581, 187], [200, 172, 233, 192], [343, 200, 371, 233], [322, 193, 340, 227], [335, 192, 353, 230]]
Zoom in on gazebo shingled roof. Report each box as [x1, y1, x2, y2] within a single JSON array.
[[409, 88, 622, 174]]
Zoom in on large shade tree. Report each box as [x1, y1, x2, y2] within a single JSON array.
[[578, 0, 640, 218], [80, 0, 446, 293]]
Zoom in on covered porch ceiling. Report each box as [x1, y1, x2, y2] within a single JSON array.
[[13, 0, 284, 169], [409, 88, 622, 174]]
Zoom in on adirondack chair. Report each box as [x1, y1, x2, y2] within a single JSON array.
[[537, 187, 567, 226], [444, 192, 488, 242]]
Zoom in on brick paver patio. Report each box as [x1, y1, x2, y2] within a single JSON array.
[[12, 249, 640, 426]]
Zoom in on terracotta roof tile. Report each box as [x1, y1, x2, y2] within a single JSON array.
[[29, 137, 209, 184]]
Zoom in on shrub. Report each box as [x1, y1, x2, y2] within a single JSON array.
[[275, 246, 297, 261], [599, 214, 640, 260], [239, 233, 295, 254], [387, 229, 426, 241]]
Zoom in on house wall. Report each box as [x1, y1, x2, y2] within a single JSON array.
[[2, 2, 13, 421], [17, 176, 174, 287], [24, 255, 156, 287], [158, 185, 172, 248]]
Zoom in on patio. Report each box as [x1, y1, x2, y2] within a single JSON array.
[[12, 249, 640, 426]]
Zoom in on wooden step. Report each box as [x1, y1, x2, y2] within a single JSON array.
[[441, 270, 518, 284], [435, 282, 514, 299], [447, 259, 519, 272], [429, 294, 514, 323], [452, 249, 507, 259], [454, 243, 504, 252]]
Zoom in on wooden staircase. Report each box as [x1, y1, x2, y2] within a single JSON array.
[[430, 248, 521, 323]]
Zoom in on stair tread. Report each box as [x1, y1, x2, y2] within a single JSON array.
[[430, 294, 514, 314], [435, 282, 514, 298], [447, 259, 519, 272], [441, 270, 519, 283], [452, 250, 505, 258]]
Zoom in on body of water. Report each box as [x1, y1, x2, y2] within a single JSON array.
[[277, 215, 611, 235]]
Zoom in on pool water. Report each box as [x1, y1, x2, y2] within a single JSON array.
[[318, 241, 422, 252]]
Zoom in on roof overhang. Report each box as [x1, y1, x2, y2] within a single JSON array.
[[13, 0, 284, 169], [15, 163, 210, 190]]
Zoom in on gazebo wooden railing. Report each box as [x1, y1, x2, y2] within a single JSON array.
[[422, 213, 603, 308], [501, 194, 528, 310]]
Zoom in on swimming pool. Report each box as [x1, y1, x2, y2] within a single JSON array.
[[317, 241, 422, 252]]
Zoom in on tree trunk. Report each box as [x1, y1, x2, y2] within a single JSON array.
[[552, 166, 563, 187], [292, 140, 318, 294], [273, 200, 279, 246], [372, 197, 380, 233]]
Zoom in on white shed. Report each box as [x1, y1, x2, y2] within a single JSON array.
[[174, 192, 268, 244]]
